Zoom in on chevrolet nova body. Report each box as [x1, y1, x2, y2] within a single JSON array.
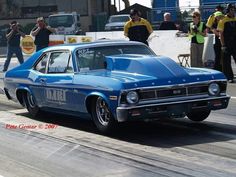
[[3, 40, 230, 133]]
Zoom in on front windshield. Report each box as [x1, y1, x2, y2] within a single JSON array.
[[49, 15, 74, 28], [76, 45, 156, 71], [109, 16, 130, 23]]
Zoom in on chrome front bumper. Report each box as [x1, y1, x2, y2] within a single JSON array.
[[116, 96, 230, 122]]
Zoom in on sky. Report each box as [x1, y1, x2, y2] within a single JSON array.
[[115, 0, 200, 10]]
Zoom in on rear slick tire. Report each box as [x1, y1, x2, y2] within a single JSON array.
[[23, 92, 41, 118]]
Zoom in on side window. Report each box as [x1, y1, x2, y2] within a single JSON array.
[[77, 49, 95, 71], [48, 52, 70, 73], [77, 48, 108, 71], [35, 53, 49, 73]]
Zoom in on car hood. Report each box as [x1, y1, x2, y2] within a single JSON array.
[[74, 55, 226, 90]]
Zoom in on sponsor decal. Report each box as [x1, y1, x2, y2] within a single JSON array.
[[81, 37, 92, 42], [67, 37, 78, 43], [21, 35, 35, 54], [77, 48, 90, 57], [46, 88, 67, 103]]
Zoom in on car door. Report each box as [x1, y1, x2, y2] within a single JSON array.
[[33, 50, 76, 110], [29, 52, 50, 107], [45, 50, 76, 110]]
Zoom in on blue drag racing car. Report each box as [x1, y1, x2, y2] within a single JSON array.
[[3, 40, 230, 133]]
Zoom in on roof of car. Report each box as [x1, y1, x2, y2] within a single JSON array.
[[42, 40, 145, 52], [110, 14, 130, 17]]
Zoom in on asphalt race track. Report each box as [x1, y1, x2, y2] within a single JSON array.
[[0, 58, 236, 177]]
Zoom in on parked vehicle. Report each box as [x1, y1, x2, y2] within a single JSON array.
[[48, 12, 82, 34], [3, 40, 230, 133], [104, 14, 130, 31]]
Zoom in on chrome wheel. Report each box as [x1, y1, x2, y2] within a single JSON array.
[[23, 91, 41, 118], [96, 97, 111, 126], [27, 92, 36, 108]]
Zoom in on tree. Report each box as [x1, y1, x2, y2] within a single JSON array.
[[182, 10, 189, 21], [6, 0, 20, 17], [122, 0, 130, 9]]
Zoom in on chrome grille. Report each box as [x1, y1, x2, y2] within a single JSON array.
[[139, 85, 209, 101]]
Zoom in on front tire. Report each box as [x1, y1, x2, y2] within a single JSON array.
[[91, 97, 116, 134], [23, 92, 41, 118], [187, 110, 211, 122]]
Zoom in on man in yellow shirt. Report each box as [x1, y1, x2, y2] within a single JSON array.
[[206, 5, 224, 30], [217, 4, 236, 83], [124, 9, 153, 45]]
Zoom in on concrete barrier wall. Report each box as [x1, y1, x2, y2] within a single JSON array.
[[86, 30, 191, 63], [86, 31, 215, 64], [1, 31, 214, 65]]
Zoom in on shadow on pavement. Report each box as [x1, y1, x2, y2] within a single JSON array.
[[16, 110, 236, 149]]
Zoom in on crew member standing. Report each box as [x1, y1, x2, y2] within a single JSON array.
[[217, 4, 236, 83], [3, 21, 25, 72], [206, 5, 224, 31], [159, 12, 177, 30], [30, 17, 55, 51], [210, 11, 224, 71], [124, 9, 153, 45], [188, 11, 207, 67]]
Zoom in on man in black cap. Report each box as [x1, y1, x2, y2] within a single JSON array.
[[124, 9, 153, 45], [217, 4, 236, 83]]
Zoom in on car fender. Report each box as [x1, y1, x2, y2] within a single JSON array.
[[15, 86, 33, 106], [85, 91, 113, 114]]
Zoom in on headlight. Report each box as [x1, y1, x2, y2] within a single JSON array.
[[208, 83, 220, 96], [126, 91, 139, 104]]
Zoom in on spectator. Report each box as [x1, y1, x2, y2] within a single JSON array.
[[188, 11, 207, 67], [217, 4, 236, 83], [2, 21, 25, 72], [210, 11, 224, 71], [124, 9, 153, 45], [30, 17, 55, 51], [159, 12, 177, 30], [206, 5, 224, 31]]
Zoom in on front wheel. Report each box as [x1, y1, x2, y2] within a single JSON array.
[[187, 110, 211, 122], [23, 92, 41, 118], [91, 97, 116, 134]]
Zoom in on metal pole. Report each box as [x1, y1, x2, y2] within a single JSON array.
[[71, 0, 72, 12], [114, 0, 116, 12], [39, 0, 40, 17], [118, 0, 121, 11]]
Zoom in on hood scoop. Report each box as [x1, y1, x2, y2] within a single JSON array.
[[105, 55, 189, 79]]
